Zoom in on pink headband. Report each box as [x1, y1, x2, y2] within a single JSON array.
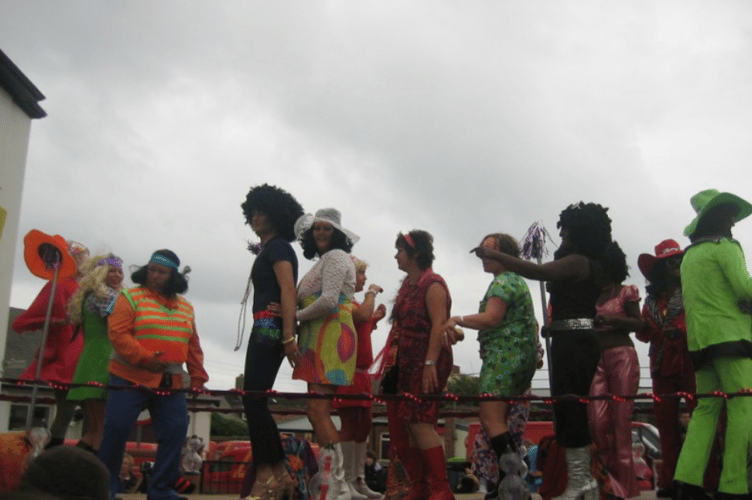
[[402, 233, 416, 248]]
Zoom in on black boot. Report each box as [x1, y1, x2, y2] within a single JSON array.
[[674, 482, 711, 500]]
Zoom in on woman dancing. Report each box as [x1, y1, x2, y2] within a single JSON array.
[[445, 233, 537, 498], [66, 253, 124, 454], [293, 208, 359, 500], [387, 230, 455, 500], [588, 241, 641, 500], [333, 256, 386, 500], [472, 202, 612, 500], [240, 184, 304, 500], [636, 239, 695, 499]]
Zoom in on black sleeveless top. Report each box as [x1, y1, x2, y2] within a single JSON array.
[[546, 256, 600, 321]]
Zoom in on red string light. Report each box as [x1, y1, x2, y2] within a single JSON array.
[[2, 377, 750, 407]]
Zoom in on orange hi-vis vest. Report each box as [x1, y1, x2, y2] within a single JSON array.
[[122, 287, 194, 363]]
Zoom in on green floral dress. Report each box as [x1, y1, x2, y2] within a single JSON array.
[[477, 271, 537, 396]]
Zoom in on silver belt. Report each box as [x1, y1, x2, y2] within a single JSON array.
[[549, 318, 594, 331]]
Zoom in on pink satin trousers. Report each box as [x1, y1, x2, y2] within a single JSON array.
[[588, 346, 641, 499]]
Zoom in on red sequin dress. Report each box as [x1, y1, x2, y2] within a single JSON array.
[[391, 268, 453, 424]]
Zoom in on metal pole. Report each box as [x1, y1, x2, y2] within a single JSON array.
[[25, 263, 60, 431]]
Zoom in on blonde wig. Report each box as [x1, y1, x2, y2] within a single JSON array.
[[67, 253, 123, 325], [350, 255, 368, 273]]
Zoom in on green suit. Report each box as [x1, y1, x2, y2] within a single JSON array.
[[675, 237, 752, 494]]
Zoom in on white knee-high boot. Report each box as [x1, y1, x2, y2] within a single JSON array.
[[341, 441, 369, 500], [310, 443, 352, 500]]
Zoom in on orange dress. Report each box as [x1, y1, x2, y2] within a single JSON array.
[[13, 277, 83, 383]]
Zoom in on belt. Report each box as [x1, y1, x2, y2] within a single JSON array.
[[253, 310, 277, 320], [549, 318, 594, 331]]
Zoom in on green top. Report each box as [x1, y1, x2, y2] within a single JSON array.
[[477, 271, 537, 353], [681, 237, 752, 354]]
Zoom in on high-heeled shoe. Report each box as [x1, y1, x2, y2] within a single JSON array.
[[245, 475, 279, 500], [274, 471, 296, 500]]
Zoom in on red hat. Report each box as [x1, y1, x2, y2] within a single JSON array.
[[638, 239, 684, 279], [23, 229, 78, 280]]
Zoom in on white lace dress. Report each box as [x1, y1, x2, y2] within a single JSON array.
[[292, 249, 358, 385]]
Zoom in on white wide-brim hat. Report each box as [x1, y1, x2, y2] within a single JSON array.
[[294, 208, 360, 245]]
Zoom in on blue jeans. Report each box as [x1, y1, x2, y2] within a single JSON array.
[[98, 374, 189, 500]]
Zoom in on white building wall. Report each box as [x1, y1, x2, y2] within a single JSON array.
[[0, 84, 33, 432]]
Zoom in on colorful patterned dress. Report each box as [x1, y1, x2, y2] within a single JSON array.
[[333, 299, 378, 409], [293, 249, 358, 386], [477, 271, 537, 396]]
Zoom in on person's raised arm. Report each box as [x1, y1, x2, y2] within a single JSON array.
[[471, 246, 590, 282], [353, 283, 383, 323]]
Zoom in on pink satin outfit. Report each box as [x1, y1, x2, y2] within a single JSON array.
[[588, 284, 641, 499]]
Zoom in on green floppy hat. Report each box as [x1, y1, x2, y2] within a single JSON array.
[[684, 189, 752, 237]]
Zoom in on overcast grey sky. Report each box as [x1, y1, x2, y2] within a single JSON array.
[[3, 1, 752, 393]]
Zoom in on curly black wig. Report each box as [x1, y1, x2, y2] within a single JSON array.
[[601, 241, 629, 284], [555, 202, 612, 261], [396, 230, 435, 270], [300, 226, 354, 260], [241, 184, 304, 242], [131, 249, 189, 296]]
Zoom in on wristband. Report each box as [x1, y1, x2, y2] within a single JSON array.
[[424, 360, 436, 366], [282, 337, 295, 344]]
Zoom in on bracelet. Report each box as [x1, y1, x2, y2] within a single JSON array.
[[458, 315, 464, 325], [282, 337, 295, 344], [424, 360, 436, 366]]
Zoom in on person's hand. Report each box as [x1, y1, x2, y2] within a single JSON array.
[[444, 317, 458, 332], [422, 364, 438, 393], [372, 304, 387, 323], [365, 284, 384, 296], [283, 337, 302, 368], [267, 302, 282, 317], [142, 351, 167, 372], [470, 246, 493, 259], [446, 326, 465, 345]]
